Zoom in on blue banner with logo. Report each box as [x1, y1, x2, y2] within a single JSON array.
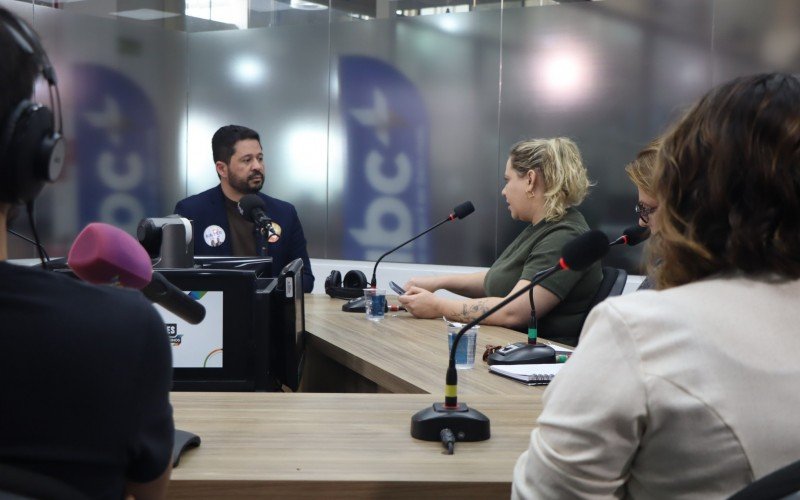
[[73, 64, 161, 235], [338, 56, 430, 262]]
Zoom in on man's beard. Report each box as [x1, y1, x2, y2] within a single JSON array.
[[230, 173, 264, 195]]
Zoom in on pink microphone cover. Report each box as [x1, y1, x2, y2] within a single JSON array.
[[67, 222, 153, 289]]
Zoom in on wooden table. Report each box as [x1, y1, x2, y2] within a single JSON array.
[[168, 392, 541, 499], [303, 295, 552, 395], [167, 295, 550, 498]]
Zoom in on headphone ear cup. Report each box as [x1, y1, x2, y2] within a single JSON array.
[[325, 269, 368, 300], [0, 101, 61, 204], [343, 270, 368, 289], [325, 270, 342, 289], [324, 270, 343, 298]]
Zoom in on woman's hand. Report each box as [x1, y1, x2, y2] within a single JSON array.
[[397, 286, 442, 319], [403, 276, 439, 292]]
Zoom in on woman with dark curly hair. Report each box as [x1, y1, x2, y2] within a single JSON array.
[[513, 73, 800, 498]]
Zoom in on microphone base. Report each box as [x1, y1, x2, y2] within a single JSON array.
[[486, 342, 555, 365], [341, 296, 366, 313], [172, 428, 201, 468], [410, 402, 490, 442]]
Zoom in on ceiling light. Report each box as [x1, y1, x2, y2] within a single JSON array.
[[231, 56, 268, 86], [290, 0, 328, 11], [111, 9, 180, 21]]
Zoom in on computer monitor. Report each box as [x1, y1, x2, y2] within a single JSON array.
[[267, 258, 306, 391], [154, 268, 270, 391]]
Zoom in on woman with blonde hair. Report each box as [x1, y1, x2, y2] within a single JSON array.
[[513, 73, 800, 498], [625, 138, 662, 228], [399, 137, 602, 346], [625, 138, 662, 289]]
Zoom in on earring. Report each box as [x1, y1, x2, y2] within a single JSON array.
[[526, 191, 535, 199]]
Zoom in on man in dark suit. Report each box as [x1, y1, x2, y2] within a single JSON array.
[[174, 125, 315, 292]]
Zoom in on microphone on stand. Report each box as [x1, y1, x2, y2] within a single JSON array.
[[67, 223, 206, 324], [609, 225, 650, 247], [369, 200, 475, 288], [488, 226, 648, 365], [410, 230, 610, 448], [237, 194, 280, 242], [342, 201, 475, 313]]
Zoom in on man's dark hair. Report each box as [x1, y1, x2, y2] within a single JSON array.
[[0, 9, 39, 162], [211, 125, 261, 165]]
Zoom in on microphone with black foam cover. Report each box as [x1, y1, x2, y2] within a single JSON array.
[[237, 194, 279, 241], [68, 223, 206, 324], [368, 200, 475, 289], [609, 225, 650, 247], [560, 229, 611, 270], [449, 201, 475, 221], [411, 230, 609, 445]]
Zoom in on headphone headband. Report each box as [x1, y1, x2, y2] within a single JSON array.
[[0, 9, 64, 204], [0, 10, 56, 86]]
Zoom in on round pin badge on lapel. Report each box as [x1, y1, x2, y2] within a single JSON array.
[[267, 222, 282, 243], [203, 225, 226, 247]]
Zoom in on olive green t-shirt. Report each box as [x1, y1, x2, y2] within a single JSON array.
[[483, 207, 602, 345]]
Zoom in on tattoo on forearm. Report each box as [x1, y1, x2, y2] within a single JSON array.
[[455, 300, 491, 322]]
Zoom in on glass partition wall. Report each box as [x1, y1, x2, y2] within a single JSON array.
[[5, 0, 799, 273]]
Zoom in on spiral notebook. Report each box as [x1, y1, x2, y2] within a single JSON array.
[[489, 363, 564, 386]]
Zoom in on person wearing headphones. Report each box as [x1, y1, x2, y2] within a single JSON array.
[[174, 124, 315, 293], [399, 138, 602, 346], [513, 73, 800, 498], [0, 8, 173, 498]]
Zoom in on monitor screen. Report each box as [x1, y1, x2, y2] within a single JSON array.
[[158, 269, 269, 391], [153, 291, 224, 368]]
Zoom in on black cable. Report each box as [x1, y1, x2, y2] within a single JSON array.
[[25, 201, 48, 268], [6, 228, 50, 261], [440, 428, 455, 455]]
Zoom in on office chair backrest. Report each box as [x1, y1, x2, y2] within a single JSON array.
[[542, 266, 628, 346], [728, 458, 800, 500], [0, 463, 88, 500], [570, 266, 627, 339], [590, 266, 627, 310]]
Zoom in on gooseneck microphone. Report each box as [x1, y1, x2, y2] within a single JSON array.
[[488, 230, 611, 366], [341, 201, 476, 314], [369, 201, 475, 288], [610, 225, 650, 247], [489, 226, 648, 367], [410, 230, 610, 447], [68, 223, 206, 324], [237, 194, 279, 241]]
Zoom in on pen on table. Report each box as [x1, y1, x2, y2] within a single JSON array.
[[388, 305, 407, 312]]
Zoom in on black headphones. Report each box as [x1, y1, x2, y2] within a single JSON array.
[[324, 269, 369, 299], [0, 10, 65, 204]]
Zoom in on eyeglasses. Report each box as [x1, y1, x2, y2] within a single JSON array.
[[635, 202, 657, 224]]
